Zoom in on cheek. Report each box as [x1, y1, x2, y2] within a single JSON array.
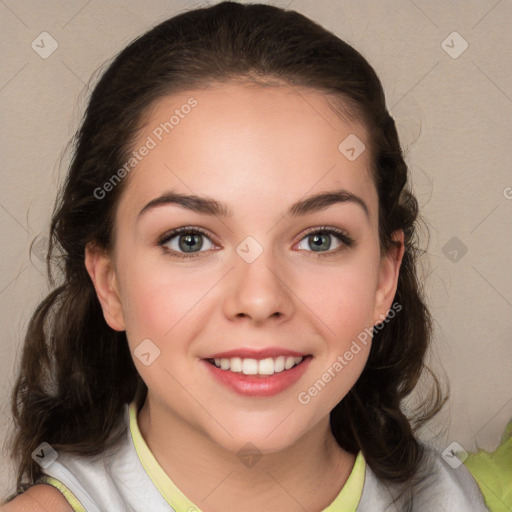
[[116, 250, 212, 343], [117, 257, 211, 390], [299, 257, 380, 338]]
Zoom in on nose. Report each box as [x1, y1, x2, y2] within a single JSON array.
[[223, 247, 295, 326]]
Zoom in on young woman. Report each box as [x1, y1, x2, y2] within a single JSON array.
[[2, 2, 488, 511]]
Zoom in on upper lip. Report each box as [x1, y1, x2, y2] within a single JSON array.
[[204, 347, 310, 360]]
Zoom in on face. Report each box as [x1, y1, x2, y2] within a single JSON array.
[[86, 81, 402, 454]]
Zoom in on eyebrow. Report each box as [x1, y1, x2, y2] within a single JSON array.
[[137, 187, 369, 221]]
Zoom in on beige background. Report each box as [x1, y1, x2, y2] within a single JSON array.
[[1, 0, 511, 499]]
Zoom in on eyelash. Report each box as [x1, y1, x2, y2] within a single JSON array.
[[157, 225, 354, 260]]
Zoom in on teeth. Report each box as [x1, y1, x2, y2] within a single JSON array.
[[285, 356, 295, 370], [242, 358, 258, 375], [230, 357, 242, 372], [258, 358, 274, 375], [274, 356, 285, 373], [211, 355, 305, 375]]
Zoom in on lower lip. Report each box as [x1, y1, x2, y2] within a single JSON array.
[[202, 357, 312, 397]]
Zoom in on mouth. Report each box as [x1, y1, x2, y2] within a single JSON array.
[[205, 355, 308, 376], [201, 352, 313, 397]]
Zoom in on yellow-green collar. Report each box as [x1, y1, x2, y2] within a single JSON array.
[[129, 401, 365, 511]]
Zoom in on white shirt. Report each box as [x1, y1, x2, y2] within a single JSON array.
[[37, 402, 489, 511]]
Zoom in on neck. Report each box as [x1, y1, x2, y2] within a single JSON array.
[[137, 397, 356, 512]]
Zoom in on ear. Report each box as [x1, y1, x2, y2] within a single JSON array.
[[373, 230, 405, 324], [84, 242, 126, 331]]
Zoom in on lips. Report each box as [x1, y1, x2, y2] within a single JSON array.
[[201, 347, 312, 397], [203, 347, 310, 376], [205, 348, 308, 360]]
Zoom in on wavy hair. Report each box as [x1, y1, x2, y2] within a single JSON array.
[[5, 0, 445, 499]]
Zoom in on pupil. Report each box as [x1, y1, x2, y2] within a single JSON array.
[[310, 234, 330, 251], [180, 233, 202, 252]]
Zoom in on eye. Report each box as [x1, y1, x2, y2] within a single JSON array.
[[157, 225, 354, 260], [295, 226, 354, 256], [157, 227, 217, 259]]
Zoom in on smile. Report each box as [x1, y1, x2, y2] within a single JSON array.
[[202, 353, 312, 397], [207, 356, 304, 375]]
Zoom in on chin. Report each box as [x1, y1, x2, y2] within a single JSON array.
[[202, 413, 310, 456]]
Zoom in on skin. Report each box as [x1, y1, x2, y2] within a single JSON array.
[[1, 484, 73, 512], [85, 81, 404, 512]]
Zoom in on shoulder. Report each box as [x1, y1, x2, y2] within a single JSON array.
[[359, 443, 489, 511], [1, 484, 73, 512], [417, 444, 487, 505]]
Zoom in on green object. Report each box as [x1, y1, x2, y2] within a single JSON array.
[[464, 419, 512, 512]]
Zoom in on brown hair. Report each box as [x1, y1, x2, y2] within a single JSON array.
[[5, 0, 445, 500]]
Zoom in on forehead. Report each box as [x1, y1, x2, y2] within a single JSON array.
[[118, 82, 376, 221]]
